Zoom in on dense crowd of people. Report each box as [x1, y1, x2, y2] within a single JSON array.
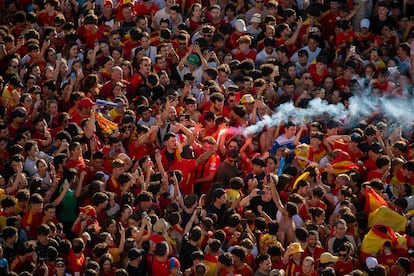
[[1, 0, 414, 275]]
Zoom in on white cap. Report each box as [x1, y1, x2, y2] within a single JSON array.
[[235, 19, 247, 32], [366, 256, 378, 271], [360, 18, 370, 29], [250, 13, 262, 23]]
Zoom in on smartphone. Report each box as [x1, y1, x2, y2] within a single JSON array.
[[258, 190, 266, 195], [56, 53, 62, 60], [142, 211, 148, 217], [266, 174, 271, 182], [194, 42, 199, 49], [309, 27, 318, 33], [70, 72, 76, 81], [185, 114, 190, 120], [350, 45, 356, 55], [241, 219, 247, 228]]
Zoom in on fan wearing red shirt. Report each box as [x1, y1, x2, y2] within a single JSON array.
[[333, 242, 360, 276], [194, 136, 221, 195], [37, 0, 63, 27], [78, 14, 106, 50], [367, 155, 390, 181], [275, 21, 303, 57], [68, 238, 86, 275], [232, 35, 257, 62], [327, 133, 364, 163], [336, 21, 357, 53], [71, 97, 94, 127], [151, 241, 170, 275], [21, 193, 44, 239], [134, 0, 159, 17], [308, 55, 330, 86], [231, 246, 253, 276], [106, 159, 125, 197], [283, 242, 304, 276]]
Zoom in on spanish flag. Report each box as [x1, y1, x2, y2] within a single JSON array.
[[364, 186, 389, 214], [360, 224, 407, 261], [368, 206, 406, 232], [330, 150, 359, 175], [96, 112, 118, 135]]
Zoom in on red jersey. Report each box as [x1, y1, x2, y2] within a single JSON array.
[[321, 10, 340, 41], [195, 153, 220, 194], [333, 140, 364, 163], [38, 10, 63, 26], [21, 209, 44, 239], [151, 257, 169, 275], [335, 77, 351, 91], [170, 159, 197, 195], [336, 31, 357, 48], [285, 259, 302, 276], [232, 49, 257, 62], [308, 63, 330, 86], [134, 3, 159, 17], [68, 249, 85, 275], [334, 258, 360, 276]]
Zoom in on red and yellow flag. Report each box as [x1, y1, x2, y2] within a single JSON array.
[[364, 186, 389, 214], [360, 224, 407, 261], [331, 150, 359, 174]]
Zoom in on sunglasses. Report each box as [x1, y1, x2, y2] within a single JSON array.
[[228, 159, 238, 164], [256, 0, 264, 3]]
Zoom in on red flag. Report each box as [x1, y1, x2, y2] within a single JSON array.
[[364, 186, 389, 214], [331, 150, 359, 174]]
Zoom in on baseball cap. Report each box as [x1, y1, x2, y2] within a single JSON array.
[[370, 142, 383, 154], [235, 19, 247, 32], [95, 171, 109, 182], [366, 256, 378, 271], [10, 107, 28, 119], [360, 18, 370, 29], [187, 54, 200, 66], [397, 257, 410, 274], [8, 74, 24, 88], [128, 248, 145, 259], [240, 94, 255, 104], [326, 118, 341, 129], [283, 8, 295, 19], [319, 252, 338, 264], [104, 0, 113, 6], [306, 6, 321, 17], [250, 13, 262, 23], [79, 97, 95, 108], [169, 257, 180, 270], [55, 258, 65, 266], [79, 205, 97, 217]]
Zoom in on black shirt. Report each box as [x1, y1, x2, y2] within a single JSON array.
[[249, 196, 278, 219]]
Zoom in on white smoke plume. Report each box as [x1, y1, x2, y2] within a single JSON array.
[[244, 86, 414, 136]]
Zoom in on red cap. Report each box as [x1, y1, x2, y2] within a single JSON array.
[[79, 97, 95, 108], [104, 0, 113, 6], [79, 205, 97, 217]]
